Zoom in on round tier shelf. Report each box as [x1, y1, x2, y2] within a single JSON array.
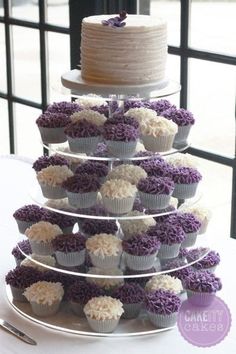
[[61, 70, 181, 99]]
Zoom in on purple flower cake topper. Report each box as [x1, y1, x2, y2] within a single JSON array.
[[102, 11, 127, 28]]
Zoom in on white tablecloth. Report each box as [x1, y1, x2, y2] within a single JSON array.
[[0, 156, 235, 354]]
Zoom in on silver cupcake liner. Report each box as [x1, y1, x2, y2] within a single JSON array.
[[173, 125, 192, 147], [67, 191, 98, 209], [138, 191, 171, 210], [30, 300, 61, 317], [39, 183, 66, 200], [29, 240, 54, 256], [147, 311, 178, 328], [89, 252, 122, 269], [102, 196, 135, 215], [86, 317, 120, 333], [181, 231, 198, 248], [70, 301, 85, 317], [67, 136, 100, 154], [10, 286, 27, 302], [38, 127, 67, 144], [158, 243, 181, 259], [55, 249, 86, 267], [187, 289, 216, 307], [105, 140, 137, 158], [15, 219, 35, 234], [124, 252, 158, 270], [142, 134, 175, 153], [122, 302, 142, 319], [172, 182, 199, 199]]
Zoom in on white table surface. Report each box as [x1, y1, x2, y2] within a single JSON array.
[[0, 156, 235, 354]]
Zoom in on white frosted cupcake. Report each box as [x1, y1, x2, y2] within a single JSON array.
[[107, 164, 147, 185], [23, 281, 64, 317], [100, 179, 137, 215], [125, 107, 157, 125], [25, 221, 62, 255], [119, 211, 156, 239], [84, 296, 124, 333], [75, 94, 107, 109], [86, 267, 124, 293], [21, 254, 56, 272], [166, 153, 198, 168], [71, 109, 107, 126], [86, 233, 122, 269], [37, 165, 73, 199], [145, 274, 185, 301]]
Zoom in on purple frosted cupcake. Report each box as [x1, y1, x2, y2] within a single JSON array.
[[187, 248, 220, 273], [11, 240, 32, 266], [112, 282, 145, 319], [32, 155, 69, 173], [162, 107, 195, 147], [183, 270, 222, 306], [137, 176, 174, 210], [13, 204, 43, 234], [63, 174, 100, 209], [178, 212, 202, 247], [64, 120, 101, 154], [5, 266, 42, 302], [144, 289, 181, 328], [147, 223, 186, 259], [103, 123, 139, 158], [124, 267, 158, 288], [36, 112, 71, 143], [170, 265, 194, 284], [80, 219, 118, 237], [122, 234, 161, 270], [170, 167, 202, 199], [52, 233, 86, 267], [104, 114, 140, 129], [75, 161, 109, 183], [124, 99, 144, 111], [139, 158, 172, 178], [41, 209, 77, 234], [46, 101, 80, 115], [148, 99, 174, 115], [67, 280, 105, 316]]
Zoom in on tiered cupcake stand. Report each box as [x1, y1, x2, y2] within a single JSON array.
[[6, 73, 210, 337]]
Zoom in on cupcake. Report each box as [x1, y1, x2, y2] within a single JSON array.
[[21, 254, 56, 272], [71, 109, 107, 126], [107, 164, 147, 185], [37, 165, 73, 199], [112, 282, 145, 319], [179, 205, 211, 234], [187, 248, 220, 273], [86, 267, 124, 293], [86, 234, 122, 269], [144, 289, 181, 328], [5, 266, 42, 302], [25, 221, 62, 255], [84, 296, 124, 333], [55, 147, 86, 172], [145, 274, 184, 301], [52, 233, 86, 267], [124, 267, 158, 288], [122, 234, 161, 270], [137, 176, 174, 210], [46, 101, 80, 115], [67, 280, 105, 316], [62, 173, 100, 209], [100, 179, 136, 215], [104, 114, 140, 129], [162, 107, 195, 147], [36, 112, 71, 143], [40, 209, 77, 234], [124, 99, 144, 111], [11, 240, 32, 266], [183, 270, 222, 306], [75, 94, 107, 110], [80, 219, 118, 237], [75, 161, 109, 183], [170, 266, 194, 284], [148, 99, 174, 115], [166, 152, 197, 169], [32, 155, 69, 173], [139, 158, 172, 178], [119, 211, 156, 239], [147, 223, 186, 259], [103, 123, 139, 158], [13, 204, 43, 234], [178, 212, 202, 247], [170, 167, 202, 199], [23, 281, 64, 316], [124, 107, 157, 124]]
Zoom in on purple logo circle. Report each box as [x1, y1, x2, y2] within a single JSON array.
[[177, 295, 231, 347]]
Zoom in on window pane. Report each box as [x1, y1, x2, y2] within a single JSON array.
[[14, 103, 42, 158], [0, 1, 3, 16], [12, 26, 41, 103], [190, 0, 236, 56], [150, 0, 180, 47], [0, 24, 7, 92], [166, 54, 180, 106], [0, 98, 10, 154], [48, 32, 70, 102], [188, 59, 236, 157], [45, 0, 69, 27], [11, 0, 39, 22]]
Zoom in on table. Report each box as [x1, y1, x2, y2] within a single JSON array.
[[0, 156, 235, 354]]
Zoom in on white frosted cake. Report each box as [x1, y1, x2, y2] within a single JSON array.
[[80, 14, 167, 85]]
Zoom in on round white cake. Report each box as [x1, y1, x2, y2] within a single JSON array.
[[80, 14, 167, 85]]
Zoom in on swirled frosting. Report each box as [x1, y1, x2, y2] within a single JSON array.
[[62, 173, 100, 193], [147, 223, 185, 245], [183, 270, 222, 293], [23, 281, 64, 305], [124, 99, 144, 111], [187, 248, 220, 269], [139, 158, 172, 178], [119, 211, 156, 237], [162, 107, 195, 126], [52, 233, 86, 252], [179, 205, 212, 223], [145, 274, 183, 294], [5, 266, 42, 288], [84, 296, 124, 320], [170, 167, 202, 184], [87, 267, 124, 289], [21, 254, 56, 272], [166, 153, 198, 168], [81, 219, 118, 236], [46, 101, 80, 115], [144, 289, 181, 315], [12, 240, 32, 260], [44, 198, 71, 211], [147, 99, 174, 114], [170, 266, 194, 282], [178, 212, 202, 233], [86, 233, 122, 257], [75, 94, 107, 109], [32, 155, 69, 172], [66, 280, 105, 304], [37, 165, 73, 187], [107, 164, 147, 185], [104, 115, 140, 129], [138, 176, 174, 195], [64, 120, 101, 138], [13, 204, 43, 222], [103, 123, 139, 141], [25, 221, 62, 243], [122, 234, 161, 256], [71, 109, 107, 126], [113, 283, 145, 304], [41, 209, 77, 228], [36, 112, 71, 128], [100, 179, 137, 199], [140, 116, 178, 136], [125, 107, 157, 124], [75, 161, 108, 178]]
